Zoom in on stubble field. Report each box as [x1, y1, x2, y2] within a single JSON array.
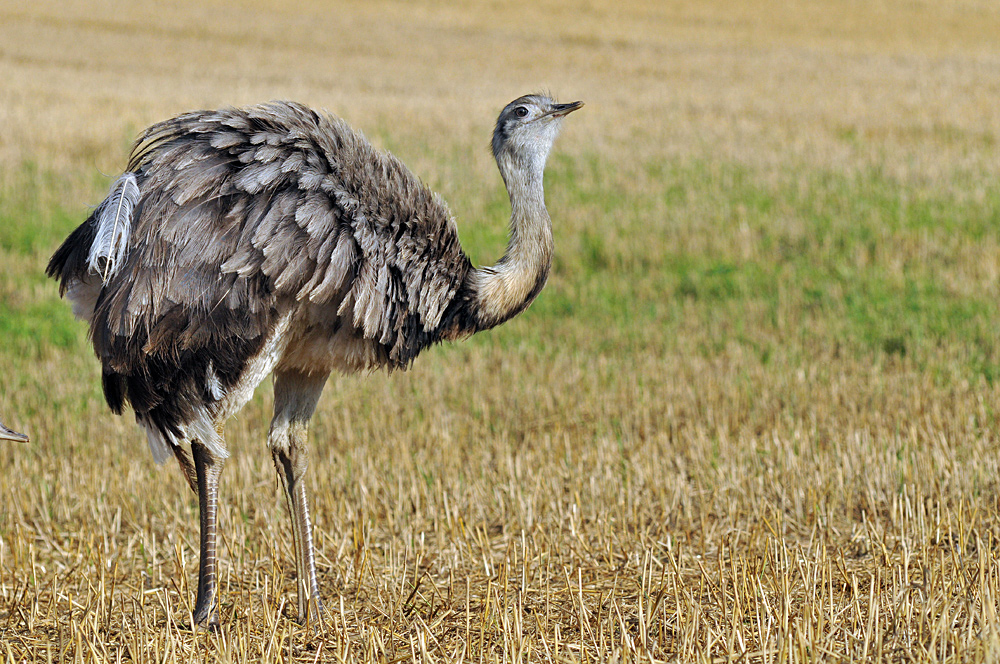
[[3, 0, 1000, 661]]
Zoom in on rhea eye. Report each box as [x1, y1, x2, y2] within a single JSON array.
[[514, 106, 528, 118]]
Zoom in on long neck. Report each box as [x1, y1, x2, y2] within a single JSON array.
[[466, 152, 554, 332]]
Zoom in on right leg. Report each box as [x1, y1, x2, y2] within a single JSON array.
[[269, 369, 329, 624]]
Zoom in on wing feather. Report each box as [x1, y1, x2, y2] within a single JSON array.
[[85, 101, 473, 432]]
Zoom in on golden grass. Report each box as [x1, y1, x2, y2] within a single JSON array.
[[5, 349, 1000, 661], [3, 0, 1000, 661], [3, 0, 999, 176]]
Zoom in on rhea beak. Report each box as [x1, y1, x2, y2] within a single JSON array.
[[0, 420, 28, 443], [539, 101, 585, 120]]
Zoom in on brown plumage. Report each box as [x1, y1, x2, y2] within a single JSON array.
[[47, 94, 582, 626]]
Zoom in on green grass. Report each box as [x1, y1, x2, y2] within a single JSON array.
[[4, 156, 998, 375], [463, 154, 1000, 380], [0, 167, 96, 358]]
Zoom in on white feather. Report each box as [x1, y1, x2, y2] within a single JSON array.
[[144, 425, 173, 465], [87, 173, 139, 281], [187, 409, 228, 460], [140, 407, 229, 465], [205, 362, 225, 401]]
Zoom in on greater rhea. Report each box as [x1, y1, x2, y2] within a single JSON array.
[[48, 94, 582, 626]]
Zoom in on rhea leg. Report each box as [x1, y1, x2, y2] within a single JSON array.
[[269, 369, 329, 623], [191, 441, 225, 627]]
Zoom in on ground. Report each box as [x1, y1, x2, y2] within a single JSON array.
[[2, 0, 1000, 661]]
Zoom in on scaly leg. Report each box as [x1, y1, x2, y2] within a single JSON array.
[[191, 440, 224, 627], [269, 369, 329, 624], [273, 444, 323, 623]]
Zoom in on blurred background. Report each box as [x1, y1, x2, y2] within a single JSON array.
[[4, 0, 999, 174]]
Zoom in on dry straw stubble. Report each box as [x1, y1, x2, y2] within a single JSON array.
[[3, 0, 1000, 661]]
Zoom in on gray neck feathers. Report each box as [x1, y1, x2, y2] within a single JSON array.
[[466, 147, 554, 331]]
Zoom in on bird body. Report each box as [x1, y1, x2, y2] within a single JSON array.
[[52, 102, 476, 458], [48, 94, 581, 625]]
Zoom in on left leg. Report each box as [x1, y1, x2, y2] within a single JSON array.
[[268, 368, 329, 624], [191, 439, 225, 627]]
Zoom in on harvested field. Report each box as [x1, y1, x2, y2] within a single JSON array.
[[2, 0, 1000, 661]]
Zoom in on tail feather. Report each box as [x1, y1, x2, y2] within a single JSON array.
[[46, 218, 97, 295]]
